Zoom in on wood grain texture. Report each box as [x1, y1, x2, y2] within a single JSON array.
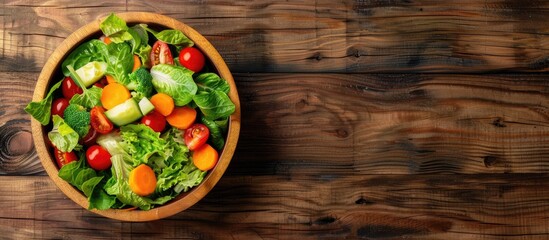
[[2, 174, 549, 239], [5, 72, 549, 175], [1, 0, 548, 73]]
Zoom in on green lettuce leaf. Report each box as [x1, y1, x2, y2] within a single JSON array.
[[120, 124, 167, 166], [61, 40, 108, 76], [105, 42, 134, 85], [24, 79, 63, 125], [193, 90, 235, 120], [47, 115, 80, 152], [150, 64, 197, 106]]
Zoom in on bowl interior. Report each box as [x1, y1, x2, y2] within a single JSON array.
[[31, 12, 241, 221]]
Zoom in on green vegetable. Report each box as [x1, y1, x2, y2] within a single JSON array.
[[96, 132, 126, 156], [138, 97, 155, 116], [105, 42, 134, 85], [61, 40, 108, 76], [105, 154, 152, 210], [129, 25, 151, 65], [74, 61, 107, 87], [120, 124, 167, 165], [200, 115, 225, 150], [124, 67, 154, 100], [192, 73, 235, 120], [48, 115, 81, 152], [67, 65, 103, 109], [150, 64, 197, 106], [63, 104, 91, 137], [141, 24, 194, 47], [24, 79, 63, 125], [104, 98, 142, 126], [193, 90, 235, 120], [59, 158, 116, 210], [100, 13, 132, 43]]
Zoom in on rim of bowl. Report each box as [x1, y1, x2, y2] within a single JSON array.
[[30, 12, 241, 222]]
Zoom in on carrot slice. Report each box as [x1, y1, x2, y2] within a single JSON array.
[[166, 106, 196, 129], [103, 36, 112, 45], [150, 93, 175, 116], [105, 75, 116, 84], [192, 144, 218, 171], [132, 55, 141, 72], [129, 164, 157, 196], [101, 83, 131, 110]]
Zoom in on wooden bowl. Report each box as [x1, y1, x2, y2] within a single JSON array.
[[30, 12, 241, 221]]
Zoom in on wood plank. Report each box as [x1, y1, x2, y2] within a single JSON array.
[[4, 72, 549, 175], [1, 0, 548, 73], [2, 174, 549, 239]]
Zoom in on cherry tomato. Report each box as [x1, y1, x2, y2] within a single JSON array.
[[51, 98, 69, 117], [90, 106, 113, 134], [151, 41, 173, 66], [81, 127, 98, 146], [141, 110, 166, 132], [184, 123, 209, 151], [54, 147, 77, 168], [178, 47, 205, 72], [86, 145, 112, 171], [61, 76, 83, 100]]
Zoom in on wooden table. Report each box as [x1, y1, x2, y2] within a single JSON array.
[[1, 1, 549, 239]]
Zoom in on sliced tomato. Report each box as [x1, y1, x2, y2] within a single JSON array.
[[54, 147, 77, 168], [184, 123, 210, 151], [150, 41, 174, 66], [90, 106, 113, 134]]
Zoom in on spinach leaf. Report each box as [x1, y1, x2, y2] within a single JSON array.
[[193, 90, 235, 120], [67, 65, 103, 109], [105, 43, 134, 85], [61, 40, 107, 76], [150, 64, 197, 106], [200, 115, 225, 150], [100, 13, 131, 43], [48, 115, 81, 152], [195, 73, 230, 94], [24, 79, 63, 125], [141, 24, 194, 47]]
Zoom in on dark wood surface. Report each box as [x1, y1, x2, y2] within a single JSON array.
[[1, 0, 549, 239]]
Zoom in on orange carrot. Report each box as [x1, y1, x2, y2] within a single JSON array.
[[166, 106, 197, 129], [105, 75, 116, 84], [129, 164, 157, 196], [132, 55, 141, 72], [101, 83, 131, 110], [103, 36, 112, 45], [192, 144, 218, 171], [150, 93, 175, 116]]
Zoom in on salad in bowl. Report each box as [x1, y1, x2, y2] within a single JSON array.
[[26, 13, 240, 220]]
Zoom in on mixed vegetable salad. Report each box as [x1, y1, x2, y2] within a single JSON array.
[[25, 13, 235, 210]]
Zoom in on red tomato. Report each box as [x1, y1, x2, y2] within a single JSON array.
[[184, 123, 209, 151], [81, 127, 98, 146], [151, 41, 173, 66], [86, 145, 112, 171], [90, 106, 113, 134], [178, 47, 205, 72], [54, 147, 77, 168], [61, 76, 83, 100], [141, 110, 166, 132], [51, 98, 70, 117]]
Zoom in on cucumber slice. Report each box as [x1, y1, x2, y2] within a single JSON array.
[[75, 61, 107, 87], [138, 97, 155, 115], [105, 98, 142, 126]]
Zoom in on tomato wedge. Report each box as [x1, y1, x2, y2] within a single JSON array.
[[184, 123, 210, 151], [150, 40, 174, 66], [90, 106, 114, 134], [54, 147, 77, 168]]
